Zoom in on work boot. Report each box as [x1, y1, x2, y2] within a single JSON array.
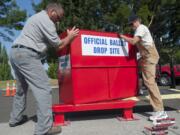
[[45, 125, 62, 135], [9, 115, 28, 127], [149, 111, 168, 121]]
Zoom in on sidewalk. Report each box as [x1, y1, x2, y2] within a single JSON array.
[[0, 87, 180, 135], [0, 111, 180, 135]]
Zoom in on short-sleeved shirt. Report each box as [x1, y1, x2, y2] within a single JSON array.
[[13, 10, 61, 54], [134, 24, 154, 46], [134, 24, 159, 64]]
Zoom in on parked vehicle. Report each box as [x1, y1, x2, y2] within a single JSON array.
[[156, 64, 180, 86]]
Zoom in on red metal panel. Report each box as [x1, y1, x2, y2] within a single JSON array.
[[58, 67, 74, 104], [108, 67, 138, 99], [54, 30, 139, 125], [57, 29, 138, 104], [71, 68, 109, 104], [58, 30, 138, 68], [52, 100, 136, 125], [52, 100, 136, 112], [58, 54, 73, 104], [70, 30, 137, 67]]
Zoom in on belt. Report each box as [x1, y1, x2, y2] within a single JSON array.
[[12, 45, 40, 55]]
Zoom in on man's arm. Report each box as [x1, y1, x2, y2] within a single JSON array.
[[57, 26, 79, 50], [119, 34, 141, 45]]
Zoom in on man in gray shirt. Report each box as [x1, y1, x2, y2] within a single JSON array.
[[9, 3, 79, 135]]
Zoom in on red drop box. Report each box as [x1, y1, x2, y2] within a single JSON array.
[[57, 29, 138, 104]]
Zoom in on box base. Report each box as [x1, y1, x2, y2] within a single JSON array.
[[52, 99, 136, 125]]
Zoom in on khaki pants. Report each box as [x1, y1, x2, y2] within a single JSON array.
[[140, 61, 164, 111]]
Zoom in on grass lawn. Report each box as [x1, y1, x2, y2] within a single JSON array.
[[0, 79, 58, 90]]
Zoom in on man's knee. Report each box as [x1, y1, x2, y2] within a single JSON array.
[[144, 79, 157, 87]]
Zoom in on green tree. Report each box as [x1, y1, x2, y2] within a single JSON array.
[[0, 0, 26, 80], [0, 0, 26, 42], [175, 50, 180, 64], [33, 0, 105, 32], [0, 43, 12, 80], [47, 62, 58, 79], [34, 0, 180, 67], [147, 0, 180, 63], [0, 62, 12, 80]]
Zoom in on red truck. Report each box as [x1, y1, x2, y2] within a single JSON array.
[[157, 64, 180, 86]]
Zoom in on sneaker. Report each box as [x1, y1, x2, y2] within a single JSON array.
[[149, 111, 168, 121], [45, 125, 62, 135], [138, 89, 144, 95], [9, 115, 28, 127]]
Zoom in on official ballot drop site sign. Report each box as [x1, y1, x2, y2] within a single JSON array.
[[81, 35, 129, 56]]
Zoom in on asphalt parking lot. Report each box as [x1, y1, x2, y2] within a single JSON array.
[[0, 86, 180, 135]]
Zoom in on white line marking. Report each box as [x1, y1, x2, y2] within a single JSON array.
[[123, 94, 180, 101], [168, 89, 180, 92]]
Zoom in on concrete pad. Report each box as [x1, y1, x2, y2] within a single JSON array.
[[0, 111, 179, 135]]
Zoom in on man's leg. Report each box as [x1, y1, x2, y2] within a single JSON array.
[[27, 67, 53, 135], [141, 63, 164, 111], [143, 64, 168, 121], [9, 47, 29, 125], [19, 57, 53, 135], [21, 58, 53, 134], [9, 63, 28, 125], [9, 48, 53, 134]]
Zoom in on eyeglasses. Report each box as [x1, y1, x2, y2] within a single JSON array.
[[54, 11, 61, 20], [50, 9, 64, 23]]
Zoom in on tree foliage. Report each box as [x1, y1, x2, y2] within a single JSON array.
[[47, 62, 58, 79], [33, 0, 180, 68], [148, 0, 180, 62], [0, 0, 26, 80], [175, 50, 180, 64], [0, 0, 26, 42], [0, 43, 12, 80]]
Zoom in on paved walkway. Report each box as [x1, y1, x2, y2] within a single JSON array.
[[0, 111, 180, 135], [1, 87, 180, 135]]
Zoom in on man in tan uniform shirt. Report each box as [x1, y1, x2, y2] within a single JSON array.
[[119, 15, 168, 121]]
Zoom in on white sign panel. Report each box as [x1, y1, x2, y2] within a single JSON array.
[[81, 35, 129, 56]]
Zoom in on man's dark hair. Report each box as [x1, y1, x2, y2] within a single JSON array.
[[128, 15, 141, 24]]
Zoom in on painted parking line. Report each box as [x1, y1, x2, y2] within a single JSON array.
[[123, 93, 180, 101], [168, 88, 180, 92]]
